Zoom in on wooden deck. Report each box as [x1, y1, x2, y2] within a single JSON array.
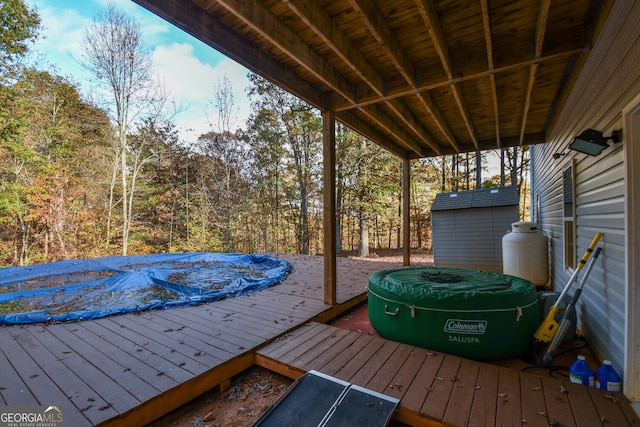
[[1, 254, 639, 426], [0, 254, 405, 426], [256, 322, 640, 427]]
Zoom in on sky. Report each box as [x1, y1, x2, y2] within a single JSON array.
[[25, 0, 253, 144]]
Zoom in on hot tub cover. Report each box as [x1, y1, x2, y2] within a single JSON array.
[[368, 267, 540, 360], [0, 253, 292, 325], [369, 267, 536, 309]]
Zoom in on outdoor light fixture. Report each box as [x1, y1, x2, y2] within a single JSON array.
[[553, 152, 566, 159], [569, 129, 622, 156]]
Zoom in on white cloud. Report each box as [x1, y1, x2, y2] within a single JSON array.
[[153, 43, 252, 141], [28, 0, 254, 145], [33, 5, 88, 69]]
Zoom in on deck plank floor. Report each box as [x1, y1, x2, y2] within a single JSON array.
[[1, 254, 638, 426], [256, 321, 640, 427], [0, 255, 402, 426]]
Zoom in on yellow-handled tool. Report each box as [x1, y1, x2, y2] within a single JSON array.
[[533, 232, 602, 343]]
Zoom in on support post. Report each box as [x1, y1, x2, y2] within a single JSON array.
[[403, 158, 411, 266], [323, 110, 337, 305]]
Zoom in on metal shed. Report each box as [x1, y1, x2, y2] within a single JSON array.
[[430, 186, 519, 273]]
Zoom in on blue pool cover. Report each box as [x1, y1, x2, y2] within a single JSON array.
[[0, 253, 292, 325]]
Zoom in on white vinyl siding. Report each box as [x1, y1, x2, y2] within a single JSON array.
[[530, 0, 640, 382]]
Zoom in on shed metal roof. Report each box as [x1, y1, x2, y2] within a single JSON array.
[[430, 186, 519, 211]]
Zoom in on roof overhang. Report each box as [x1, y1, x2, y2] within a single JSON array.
[[132, 0, 615, 159]]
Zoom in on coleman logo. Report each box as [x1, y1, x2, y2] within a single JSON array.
[[444, 319, 487, 335]]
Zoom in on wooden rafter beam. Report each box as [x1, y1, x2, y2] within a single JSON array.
[[481, 0, 501, 147], [216, 0, 356, 104], [416, 0, 478, 150], [416, 91, 459, 152], [348, 0, 450, 154], [520, 0, 551, 145], [335, 110, 410, 158], [331, 48, 582, 111], [131, 0, 326, 110], [348, 0, 415, 87], [281, 0, 384, 97], [283, 0, 437, 156], [386, 98, 442, 154], [359, 104, 432, 157]]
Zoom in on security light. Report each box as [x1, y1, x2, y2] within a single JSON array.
[[569, 129, 622, 156]]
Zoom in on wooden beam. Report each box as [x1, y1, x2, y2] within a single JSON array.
[[544, 0, 616, 134], [359, 104, 433, 157], [348, 0, 450, 155], [349, 0, 415, 86], [335, 110, 410, 158], [481, 0, 502, 147], [323, 110, 337, 306], [416, 91, 460, 152], [415, 0, 452, 78], [416, 0, 479, 149], [283, 0, 435, 157], [331, 49, 583, 112], [282, 0, 384, 97], [385, 99, 442, 154], [451, 83, 480, 150], [131, 0, 326, 110], [520, 0, 550, 145], [216, 0, 357, 104], [402, 158, 411, 267]]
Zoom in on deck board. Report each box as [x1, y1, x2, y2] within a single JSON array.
[[519, 371, 547, 427], [0, 255, 392, 426], [468, 362, 500, 427], [256, 322, 640, 427], [442, 357, 480, 427], [1, 254, 638, 426]]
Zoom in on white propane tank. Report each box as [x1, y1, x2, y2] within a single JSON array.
[[502, 221, 549, 287]]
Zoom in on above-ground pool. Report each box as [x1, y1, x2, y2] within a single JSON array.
[[368, 267, 540, 360], [0, 253, 291, 325]]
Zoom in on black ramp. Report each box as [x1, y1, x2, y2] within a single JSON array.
[[254, 372, 348, 427], [324, 385, 398, 427], [253, 371, 398, 427]]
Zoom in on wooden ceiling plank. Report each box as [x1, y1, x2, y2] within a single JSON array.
[[519, 0, 551, 145], [282, 0, 384, 97], [481, 0, 501, 147], [216, 0, 356, 104], [131, 0, 327, 110]]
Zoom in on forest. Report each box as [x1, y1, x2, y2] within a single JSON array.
[[0, 1, 529, 267]]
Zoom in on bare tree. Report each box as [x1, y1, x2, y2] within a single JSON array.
[[80, 2, 154, 255]]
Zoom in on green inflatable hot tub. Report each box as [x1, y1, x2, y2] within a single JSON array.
[[368, 267, 540, 360]]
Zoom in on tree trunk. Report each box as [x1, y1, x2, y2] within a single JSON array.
[[358, 215, 369, 257], [121, 136, 129, 256]]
